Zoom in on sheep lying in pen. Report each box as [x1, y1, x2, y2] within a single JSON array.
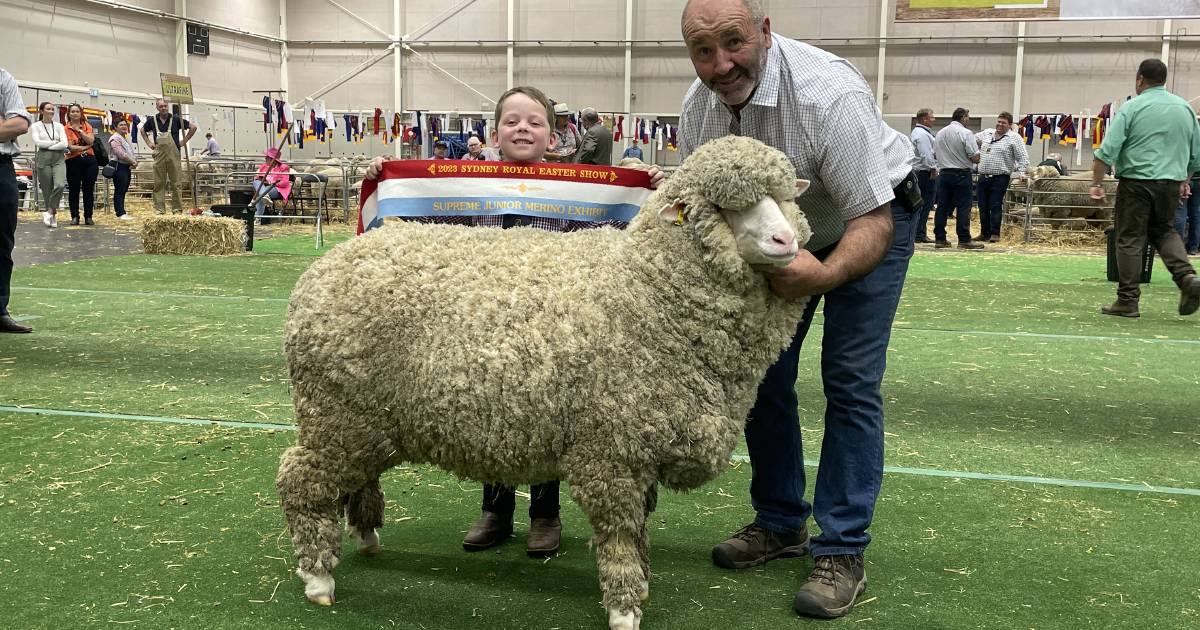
[[276, 135, 813, 630]]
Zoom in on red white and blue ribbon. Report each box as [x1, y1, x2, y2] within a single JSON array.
[[358, 160, 654, 234]]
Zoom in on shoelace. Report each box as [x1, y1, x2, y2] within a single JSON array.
[[808, 556, 837, 586], [732, 524, 763, 543]]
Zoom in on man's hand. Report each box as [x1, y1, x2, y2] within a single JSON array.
[[366, 156, 387, 180], [1089, 183, 1106, 202], [752, 250, 838, 299], [931, 168, 938, 179], [1181, 181, 1192, 201], [646, 165, 665, 189], [147, 142, 157, 151]]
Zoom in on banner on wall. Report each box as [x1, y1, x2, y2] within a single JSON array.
[[896, 0, 1200, 22], [159, 73, 194, 104]]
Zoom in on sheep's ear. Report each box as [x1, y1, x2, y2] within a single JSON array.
[[658, 200, 686, 225], [796, 179, 811, 196]]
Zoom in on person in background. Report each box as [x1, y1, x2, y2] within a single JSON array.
[[1174, 173, 1200, 256], [30, 101, 66, 228], [575, 108, 613, 166], [1037, 152, 1068, 176], [461, 135, 485, 160], [252, 147, 292, 223], [910, 108, 938, 243], [64, 103, 98, 225], [622, 138, 644, 161], [432, 140, 449, 159], [140, 98, 197, 214], [973, 112, 1030, 243], [547, 102, 580, 162], [108, 119, 137, 221], [1090, 58, 1200, 318], [201, 132, 221, 158], [364, 85, 663, 558], [1, 68, 32, 332], [933, 107, 983, 249]]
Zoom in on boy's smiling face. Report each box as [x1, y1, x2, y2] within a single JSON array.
[[492, 92, 556, 164]]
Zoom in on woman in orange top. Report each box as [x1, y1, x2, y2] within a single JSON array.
[[64, 103, 99, 225]]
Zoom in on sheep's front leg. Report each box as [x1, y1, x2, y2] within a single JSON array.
[[573, 474, 653, 630], [346, 478, 385, 555], [277, 446, 344, 605], [637, 481, 659, 603]]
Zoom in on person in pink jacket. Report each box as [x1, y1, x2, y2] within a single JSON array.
[[252, 147, 292, 222]]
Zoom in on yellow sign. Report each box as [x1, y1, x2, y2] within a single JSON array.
[[159, 73, 194, 105]]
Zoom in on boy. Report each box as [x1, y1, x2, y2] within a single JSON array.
[[365, 86, 662, 556]]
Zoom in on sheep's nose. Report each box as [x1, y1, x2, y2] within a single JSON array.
[[771, 233, 795, 248]]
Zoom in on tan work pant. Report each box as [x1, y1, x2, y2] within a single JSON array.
[[152, 141, 183, 214]]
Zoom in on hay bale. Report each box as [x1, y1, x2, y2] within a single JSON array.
[[141, 215, 246, 255]]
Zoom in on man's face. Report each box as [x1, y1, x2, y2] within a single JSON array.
[[555, 114, 569, 130], [156, 100, 169, 115], [920, 114, 935, 127], [995, 117, 1011, 135], [682, 0, 772, 108], [467, 139, 482, 156], [433, 145, 447, 158]]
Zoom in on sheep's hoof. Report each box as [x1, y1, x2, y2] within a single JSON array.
[[298, 569, 336, 606], [608, 607, 641, 630], [352, 527, 381, 555]]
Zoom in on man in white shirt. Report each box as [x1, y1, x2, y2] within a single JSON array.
[[973, 112, 1030, 242], [910, 108, 938, 243], [933, 107, 983, 249], [0, 68, 32, 333]]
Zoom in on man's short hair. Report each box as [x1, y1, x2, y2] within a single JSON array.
[[1137, 58, 1168, 86], [205, 132, 213, 138], [683, 0, 765, 28], [581, 108, 600, 125], [433, 140, 448, 149], [997, 112, 1013, 125], [156, 97, 169, 106], [952, 107, 970, 122], [916, 108, 933, 120], [467, 136, 482, 147]]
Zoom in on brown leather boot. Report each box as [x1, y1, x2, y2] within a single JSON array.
[[462, 511, 513, 551], [526, 517, 562, 557], [1179, 274, 1200, 316], [1100, 301, 1140, 318]]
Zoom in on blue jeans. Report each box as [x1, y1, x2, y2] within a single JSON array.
[[934, 169, 973, 243], [976, 173, 1010, 239], [1174, 179, 1200, 253], [112, 163, 131, 217], [252, 180, 283, 217], [744, 200, 916, 556], [914, 170, 936, 240]]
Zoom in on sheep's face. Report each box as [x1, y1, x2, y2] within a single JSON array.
[[658, 189, 807, 266]]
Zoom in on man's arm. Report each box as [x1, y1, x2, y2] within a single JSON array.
[[182, 121, 198, 145], [0, 116, 29, 143], [577, 129, 598, 164], [758, 203, 893, 298], [140, 127, 155, 149], [966, 134, 981, 164]]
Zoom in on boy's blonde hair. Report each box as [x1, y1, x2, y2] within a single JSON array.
[[493, 86, 555, 127]]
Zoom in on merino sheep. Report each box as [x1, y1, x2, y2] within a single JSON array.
[[277, 135, 813, 630]]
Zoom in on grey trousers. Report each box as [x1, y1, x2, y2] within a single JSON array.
[[35, 149, 66, 212]]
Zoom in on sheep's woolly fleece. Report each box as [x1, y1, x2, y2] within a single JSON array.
[[281, 135, 811, 495]]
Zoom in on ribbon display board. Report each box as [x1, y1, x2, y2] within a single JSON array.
[[897, 0, 1200, 22], [159, 73, 194, 104], [358, 160, 654, 234]]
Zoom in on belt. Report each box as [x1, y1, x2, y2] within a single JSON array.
[[1119, 177, 1180, 184], [940, 167, 969, 173], [979, 172, 1010, 178]]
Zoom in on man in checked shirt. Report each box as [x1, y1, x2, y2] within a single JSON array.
[[679, 0, 919, 619], [974, 112, 1030, 243]]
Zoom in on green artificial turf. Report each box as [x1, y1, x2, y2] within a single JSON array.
[[1, 238, 1198, 628]]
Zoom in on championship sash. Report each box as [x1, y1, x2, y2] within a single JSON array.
[[358, 160, 654, 234]]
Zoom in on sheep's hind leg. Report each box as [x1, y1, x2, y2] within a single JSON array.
[[277, 445, 344, 605], [636, 481, 658, 603], [573, 474, 652, 630], [347, 478, 385, 555]]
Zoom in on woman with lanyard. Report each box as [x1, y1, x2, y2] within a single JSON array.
[[107, 119, 137, 221], [29, 102, 67, 228], [64, 103, 99, 225]]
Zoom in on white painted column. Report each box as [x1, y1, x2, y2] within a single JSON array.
[[1162, 19, 1172, 61], [623, 0, 633, 154], [394, 0, 403, 157], [280, 0, 290, 97], [506, 0, 515, 90], [1013, 21, 1025, 117], [875, 0, 888, 108]]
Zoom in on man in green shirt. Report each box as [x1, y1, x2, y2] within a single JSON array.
[[1091, 59, 1200, 318]]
